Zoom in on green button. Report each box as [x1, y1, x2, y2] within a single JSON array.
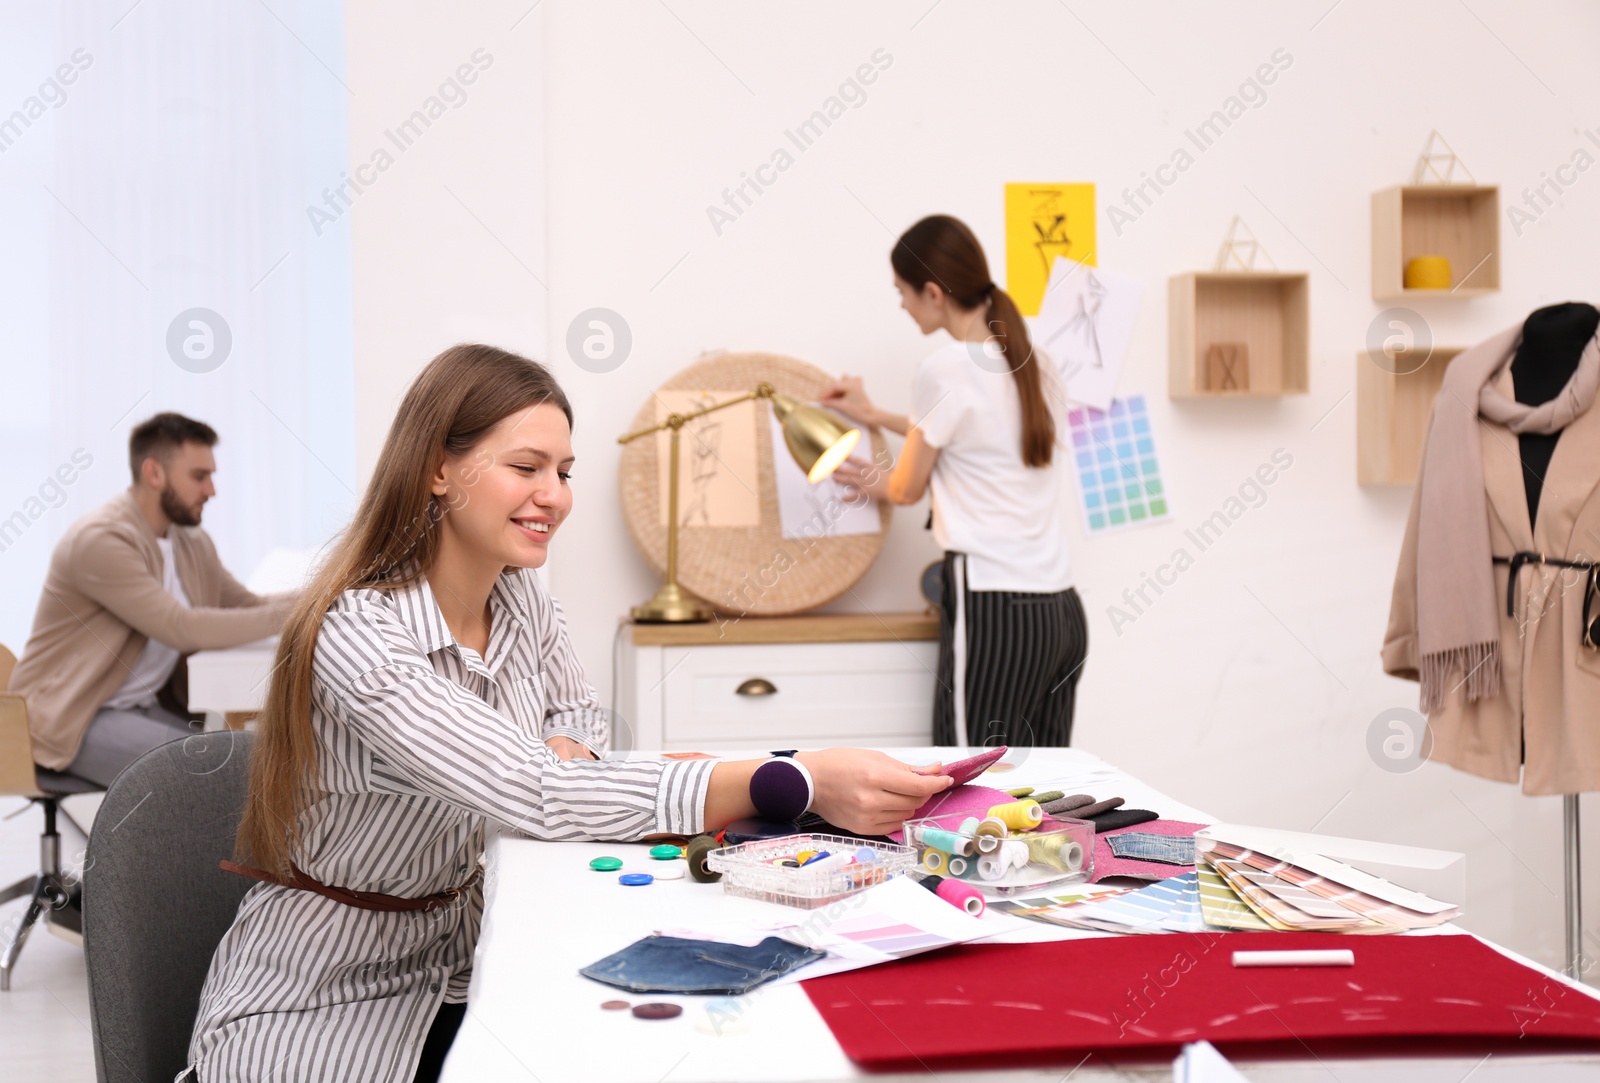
[[589, 856, 624, 871], [649, 844, 683, 860]]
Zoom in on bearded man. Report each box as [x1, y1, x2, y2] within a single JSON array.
[[12, 412, 296, 786]]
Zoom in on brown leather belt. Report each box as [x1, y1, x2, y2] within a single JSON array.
[[220, 860, 480, 913]]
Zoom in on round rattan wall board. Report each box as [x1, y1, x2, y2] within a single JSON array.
[[618, 352, 891, 616]]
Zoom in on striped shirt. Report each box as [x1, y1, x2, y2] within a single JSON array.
[[185, 569, 715, 1082]]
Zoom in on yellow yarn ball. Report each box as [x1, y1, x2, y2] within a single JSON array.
[[1404, 256, 1452, 290]]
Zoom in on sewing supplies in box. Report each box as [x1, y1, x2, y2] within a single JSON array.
[[703, 834, 916, 909], [904, 800, 1094, 896]]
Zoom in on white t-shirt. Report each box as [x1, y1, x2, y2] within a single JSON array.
[[910, 341, 1073, 593], [104, 536, 190, 710]]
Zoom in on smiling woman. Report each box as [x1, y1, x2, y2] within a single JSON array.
[[185, 344, 952, 1083]]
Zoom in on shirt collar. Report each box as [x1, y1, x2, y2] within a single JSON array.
[[387, 569, 533, 679]]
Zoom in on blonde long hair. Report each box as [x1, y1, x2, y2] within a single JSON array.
[[237, 344, 573, 876]]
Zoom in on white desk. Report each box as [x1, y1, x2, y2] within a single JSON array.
[[186, 638, 276, 714], [443, 748, 1600, 1082]]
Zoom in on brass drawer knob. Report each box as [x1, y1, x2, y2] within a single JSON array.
[[735, 677, 777, 697]]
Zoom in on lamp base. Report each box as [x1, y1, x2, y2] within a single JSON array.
[[631, 581, 713, 623]]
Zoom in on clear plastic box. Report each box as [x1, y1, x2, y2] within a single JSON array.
[[703, 833, 916, 909], [902, 810, 1093, 896]]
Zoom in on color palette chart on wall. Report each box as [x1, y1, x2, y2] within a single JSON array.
[[1067, 394, 1170, 533]]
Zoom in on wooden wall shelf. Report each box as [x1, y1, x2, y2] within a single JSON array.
[[1356, 346, 1465, 485], [1371, 185, 1500, 300], [1168, 271, 1310, 397]]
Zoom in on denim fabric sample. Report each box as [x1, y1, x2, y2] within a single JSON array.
[[580, 935, 826, 995], [1105, 832, 1196, 865]]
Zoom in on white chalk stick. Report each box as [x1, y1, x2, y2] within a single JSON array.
[[1232, 949, 1354, 968]]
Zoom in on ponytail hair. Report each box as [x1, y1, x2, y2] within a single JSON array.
[[891, 215, 1055, 467]]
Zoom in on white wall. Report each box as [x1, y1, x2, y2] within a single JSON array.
[[334, 0, 1600, 974], [344, 0, 547, 482], [537, 0, 1600, 974]]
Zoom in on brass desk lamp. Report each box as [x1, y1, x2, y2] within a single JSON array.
[[618, 382, 860, 623]]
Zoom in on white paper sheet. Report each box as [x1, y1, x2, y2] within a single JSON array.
[[1033, 256, 1144, 411], [657, 875, 1003, 986], [767, 411, 880, 540]]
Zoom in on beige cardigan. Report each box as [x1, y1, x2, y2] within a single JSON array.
[[12, 491, 295, 770], [1384, 363, 1600, 795]]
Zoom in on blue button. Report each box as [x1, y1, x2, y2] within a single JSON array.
[[618, 873, 654, 886]]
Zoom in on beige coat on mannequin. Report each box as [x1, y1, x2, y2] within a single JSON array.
[[1384, 358, 1600, 796]]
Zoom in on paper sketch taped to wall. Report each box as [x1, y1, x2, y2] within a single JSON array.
[[1033, 256, 1143, 412], [653, 389, 761, 528], [1004, 182, 1096, 316]]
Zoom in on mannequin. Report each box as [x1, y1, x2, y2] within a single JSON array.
[[1508, 301, 1599, 980], [1510, 301, 1600, 525]]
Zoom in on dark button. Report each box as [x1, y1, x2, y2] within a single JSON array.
[[632, 1002, 683, 1020], [428, 983, 440, 994]]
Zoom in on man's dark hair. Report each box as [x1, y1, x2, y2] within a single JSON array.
[[128, 412, 219, 483]]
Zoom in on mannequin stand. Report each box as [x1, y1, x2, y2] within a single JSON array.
[[1567, 794, 1583, 979]]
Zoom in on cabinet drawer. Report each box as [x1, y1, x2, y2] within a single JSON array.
[[658, 640, 937, 748]]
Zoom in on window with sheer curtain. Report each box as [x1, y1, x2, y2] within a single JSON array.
[[0, 1, 355, 649]]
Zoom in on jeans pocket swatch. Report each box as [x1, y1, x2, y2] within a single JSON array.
[[580, 935, 826, 995], [1105, 832, 1196, 866]]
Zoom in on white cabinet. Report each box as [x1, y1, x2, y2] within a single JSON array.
[[615, 614, 940, 751]]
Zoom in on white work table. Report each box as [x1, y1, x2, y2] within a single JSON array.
[[442, 747, 1600, 1082]]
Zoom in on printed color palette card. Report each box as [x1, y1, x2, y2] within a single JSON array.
[[1067, 394, 1169, 533]]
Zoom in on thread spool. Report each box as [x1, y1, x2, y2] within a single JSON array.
[[922, 849, 949, 875], [935, 877, 987, 916], [1404, 255, 1451, 290], [958, 817, 981, 837], [987, 801, 1044, 831], [918, 828, 974, 856], [1002, 840, 1030, 871], [946, 855, 970, 878], [977, 852, 1009, 881], [1022, 833, 1087, 873], [974, 817, 1009, 842]]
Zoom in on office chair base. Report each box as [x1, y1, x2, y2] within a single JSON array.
[[0, 872, 69, 990]]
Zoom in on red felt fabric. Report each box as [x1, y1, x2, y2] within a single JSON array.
[[802, 931, 1600, 1068]]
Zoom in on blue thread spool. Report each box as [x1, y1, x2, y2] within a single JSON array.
[[919, 828, 973, 856]]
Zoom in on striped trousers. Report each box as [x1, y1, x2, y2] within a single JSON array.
[[933, 551, 1089, 748]]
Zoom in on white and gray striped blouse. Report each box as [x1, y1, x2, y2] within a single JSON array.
[[185, 569, 715, 1082]]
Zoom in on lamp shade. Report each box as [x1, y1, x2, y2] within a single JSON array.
[[770, 393, 860, 482]]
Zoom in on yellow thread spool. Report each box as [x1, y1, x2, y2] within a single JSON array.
[[1025, 833, 1069, 870], [1404, 255, 1451, 290], [922, 848, 949, 875], [987, 801, 1044, 831]]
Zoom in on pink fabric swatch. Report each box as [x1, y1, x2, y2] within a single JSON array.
[[1089, 818, 1209, 882], [885, 784, 1016, 842]]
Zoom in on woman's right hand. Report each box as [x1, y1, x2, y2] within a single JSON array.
[[795, 749, 952, 835], [820, 375, 877, 427]]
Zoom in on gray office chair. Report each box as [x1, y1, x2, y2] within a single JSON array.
[[83, 729, 256, 1083]]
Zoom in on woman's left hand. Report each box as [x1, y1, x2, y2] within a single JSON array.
[[547, 735, 599, 761]]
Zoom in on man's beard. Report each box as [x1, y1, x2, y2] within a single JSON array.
[[160, 486, 203, 527]]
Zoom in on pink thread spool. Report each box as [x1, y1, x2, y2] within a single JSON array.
[[935, 877, 986, 916]]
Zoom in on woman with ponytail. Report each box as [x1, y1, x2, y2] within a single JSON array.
[[184, 345, 951, 1083], [825, 214, 1087, 749]]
